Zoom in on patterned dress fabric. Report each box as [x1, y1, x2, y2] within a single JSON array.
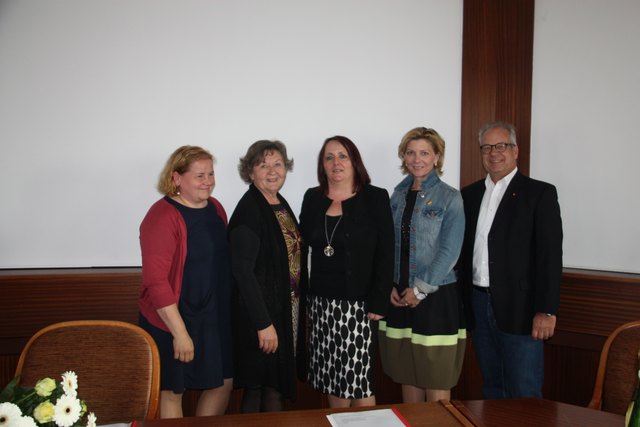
[[308, 296, 374, 399], [273, 205, 302, 354]]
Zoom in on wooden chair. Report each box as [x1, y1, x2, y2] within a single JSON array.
[[15, 320, 160, 424], [588, 320, 640, 415]]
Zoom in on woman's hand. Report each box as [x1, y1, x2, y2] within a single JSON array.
[[258, 324, 278, 353], [173, 331, 195, 362], [156, 304, 195, 362], [367, 312, 384, 321], [400, 288, 421, 308], [390, 287, 405, 307]]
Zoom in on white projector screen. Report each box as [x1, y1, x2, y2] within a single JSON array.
[[531, 0, 640, 274], [0, 0, 463, 268]]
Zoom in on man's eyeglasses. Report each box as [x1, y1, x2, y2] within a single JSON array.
[[479, 142, 515, 154]]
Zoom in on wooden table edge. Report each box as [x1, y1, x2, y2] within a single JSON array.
[[449, 400, 486, 427]]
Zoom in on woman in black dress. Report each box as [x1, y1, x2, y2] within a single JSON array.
[[139, 145, 233, 418], [229, 140, 306, 412]]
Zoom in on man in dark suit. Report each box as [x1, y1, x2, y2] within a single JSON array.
[[459, 121, 563, 399]]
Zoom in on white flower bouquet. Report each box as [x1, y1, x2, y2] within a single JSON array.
[[0, 371, 96, 427]]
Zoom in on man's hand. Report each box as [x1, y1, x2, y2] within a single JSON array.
[[532, 313, 556, 340]]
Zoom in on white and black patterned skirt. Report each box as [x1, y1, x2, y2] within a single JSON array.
[[308, 295, 376, 399]]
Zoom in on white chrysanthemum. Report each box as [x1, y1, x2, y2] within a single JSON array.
[[14, 416, 38, 427], [0, 402, 23, 425], [52, 394, 82, 427], [61, 371, 78, 397], [86, 412, 97, 427]]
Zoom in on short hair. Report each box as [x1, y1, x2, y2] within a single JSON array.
[[478, 121, 518, 146], [397, 127, 446, 176], [237, 139, 294, 184], [157, 145, 214, 196], [316, 135, 371, 194]]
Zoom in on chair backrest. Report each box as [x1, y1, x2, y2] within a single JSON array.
[[588, 320, 640, 415], [15, 320, 160, 424]]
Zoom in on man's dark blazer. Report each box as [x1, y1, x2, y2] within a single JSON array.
[[459, 171, 563, 335]]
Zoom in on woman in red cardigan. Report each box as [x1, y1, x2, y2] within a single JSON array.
[[139, 146, 232, 418]]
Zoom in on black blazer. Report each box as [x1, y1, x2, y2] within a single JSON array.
[[459, 172, 563, 335], [299, 184, 394, 316], [228, 184, 308, 400]]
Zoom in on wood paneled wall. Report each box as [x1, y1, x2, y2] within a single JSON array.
[[2, 268, 639, 414], [460, 0, 534, 187]]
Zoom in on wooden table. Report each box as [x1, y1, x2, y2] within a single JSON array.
[[134, 401, 473, 426], [134, 398, 625, 426], [453, 398, 625, 427]]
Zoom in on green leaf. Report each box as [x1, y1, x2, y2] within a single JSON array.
[[0, 375, 20, 402]]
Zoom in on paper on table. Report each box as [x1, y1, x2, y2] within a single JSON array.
[[326, 408, 409, 427]]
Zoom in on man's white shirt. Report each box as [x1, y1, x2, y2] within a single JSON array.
[[472, 167, 518, 287]]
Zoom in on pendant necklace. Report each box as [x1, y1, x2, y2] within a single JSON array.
[[324, 214, 342, 257]]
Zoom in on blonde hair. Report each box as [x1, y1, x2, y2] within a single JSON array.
[[157, 145, 214, 196], [398, 127, 445, 176]]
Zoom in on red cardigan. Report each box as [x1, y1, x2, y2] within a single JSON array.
[[138, 196, 227, 331]]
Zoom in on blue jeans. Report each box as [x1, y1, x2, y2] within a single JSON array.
[[471, 288, 544, 399]]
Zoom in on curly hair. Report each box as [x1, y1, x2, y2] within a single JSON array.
[[237, 140, 293, 184]]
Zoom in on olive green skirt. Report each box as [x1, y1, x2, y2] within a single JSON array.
[[379, 282, 466, 389]]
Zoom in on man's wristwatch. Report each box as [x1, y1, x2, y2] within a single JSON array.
[[413, 287, 427, 301]]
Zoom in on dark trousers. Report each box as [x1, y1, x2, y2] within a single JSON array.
[[471, 288, 544, 399]]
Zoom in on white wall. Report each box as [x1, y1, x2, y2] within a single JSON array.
[[531, 0, 640, 273], [0, 0, 463, 268]]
